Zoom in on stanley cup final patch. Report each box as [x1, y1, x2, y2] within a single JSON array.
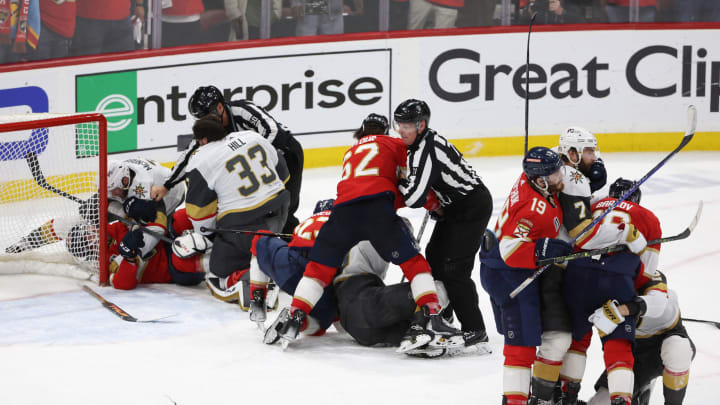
[[512, 218, 534, 240]]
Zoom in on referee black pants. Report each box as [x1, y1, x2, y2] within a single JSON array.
[[426, 184, 492, 332]]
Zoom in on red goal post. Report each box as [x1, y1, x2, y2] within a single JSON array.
[[0, 113, 109, 285]]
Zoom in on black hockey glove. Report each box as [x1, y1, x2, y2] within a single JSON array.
[[79, 193, 100, 227], [588, 159, 607, 193], [535, 238, 573, 264], [118, 228, 145, 259], [123, 197, 158, 224]]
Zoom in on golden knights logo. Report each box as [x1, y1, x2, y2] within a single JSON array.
[[133, 184, 146, 199], [569, 169, 585, 184]]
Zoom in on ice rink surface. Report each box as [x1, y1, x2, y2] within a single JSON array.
[[1, 151, 719, 405]]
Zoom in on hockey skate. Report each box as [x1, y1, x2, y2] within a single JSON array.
[[263, 307, 307, 350], [397, 305, 464, 354], [205, 271, 245, 304], [447, 330, 492, 356], [249, 289, 267, 329]]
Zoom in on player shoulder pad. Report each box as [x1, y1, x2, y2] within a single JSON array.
[[561, 166, 591, 197]]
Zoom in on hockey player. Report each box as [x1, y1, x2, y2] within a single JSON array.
[[249, 198, 338, 336], [394, 98, 493, 344], [152, 85, 304, 235], [556, 126, 607, 200], [479, 146, 574, 405], [271, 113, 461, 351], [557, 178, 660, 405], [587, 272, 695, 405], [185, 117, 290, 305], [107, 157, 186, 259]]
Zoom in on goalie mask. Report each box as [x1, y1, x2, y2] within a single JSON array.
[[66, 224, 100, 264]]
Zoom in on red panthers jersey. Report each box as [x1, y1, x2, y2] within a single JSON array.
[[494, 173, 563, 269], [589, 198, 663, 290], [335, 135, 407, 209], [107, 222, 172, 290], [288, 211, 331, 249]]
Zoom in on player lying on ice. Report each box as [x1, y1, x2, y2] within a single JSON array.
[[263, 113, 464, 353], [250, 197, 491, 357]]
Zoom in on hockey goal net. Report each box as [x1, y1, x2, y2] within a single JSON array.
[[0, 113, 108, 285]]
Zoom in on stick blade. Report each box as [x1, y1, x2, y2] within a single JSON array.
[[688, 200, 703, 233], [685, 105, 697, 136]]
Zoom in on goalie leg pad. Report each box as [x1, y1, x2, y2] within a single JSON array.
[[172, 232, 212, 259]]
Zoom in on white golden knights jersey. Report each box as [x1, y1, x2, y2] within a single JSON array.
[[110, 158, 185, 214], [184, 131, 289, 234]]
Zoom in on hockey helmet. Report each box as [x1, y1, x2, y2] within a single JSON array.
[[362, 113, 389, 135], [393, 99, 430, 130], [66, 224, 99, 262], [188, 85, 225, 119], [558, 126, 599, 164], [313, 198, 335, 214], [107, 160, 130, 195], [523, 146, 563, 181], [609, 177, 641, 204]]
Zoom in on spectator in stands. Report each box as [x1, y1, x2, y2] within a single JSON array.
[[31, 0, 75, 61], [291, 0, 344, 36], [200, 0, 231, 43], [533, 0, 585, 24], [456, 0, 497, 27], [408, 0, 464, 30], [390, 0, 410, 30], [675, 0, 720, 22], [71, 0, 138, 56], [603, 0, 657, 22], [0, 0, 40, 64], [161, 0, 205, 47], [225, 0, 248, 40], [245, 0, 283, 39]]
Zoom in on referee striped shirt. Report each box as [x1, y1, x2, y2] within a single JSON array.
[[399, 129, 482, 208]]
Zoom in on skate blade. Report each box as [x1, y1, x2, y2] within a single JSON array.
[[428, 334, 465, 349], [448, 342, 493, 357], [254, 321, 265, 331], [396, 334, 432, 353], [405, 347, 447, 358], [280, 338, 291, 351]]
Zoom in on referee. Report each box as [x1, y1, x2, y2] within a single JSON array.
[[394, 99, 493, 343], [151, 85, 304, 235]]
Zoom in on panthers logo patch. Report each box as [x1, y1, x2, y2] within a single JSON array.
[[133, 184, 146, 199]]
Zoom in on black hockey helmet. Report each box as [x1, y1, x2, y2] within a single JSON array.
[[393, 99, 430, 128], [523, 146, 562, 180], [313, 198, 335, 214], [362, 113, 389, 135], [66, 224, 99, 262], [609, 177, 641, 204], [188, 85, 225, 119]]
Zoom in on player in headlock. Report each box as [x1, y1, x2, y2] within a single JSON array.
[[556, 126, 607, 202], [269, 112, 462, 352], [184, 117, 291, 306], [479, 146, 574, 405], [152, 85, 304, 235], [557, 178, 662, 405], [587, 271, 695, 405]]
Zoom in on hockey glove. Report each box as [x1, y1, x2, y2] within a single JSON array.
[[588, 299, 625, 337], [123, 197, 158, 224], [118, 228, 145, 259], [618, 223, 647, 254], [588, 159, 607, 193], [535, 238, 573, 264], [172, 232, 212, 259]]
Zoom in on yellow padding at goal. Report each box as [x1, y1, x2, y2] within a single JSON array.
[[0, 172, 97, 204]]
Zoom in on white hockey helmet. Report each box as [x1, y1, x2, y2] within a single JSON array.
[[557, 126, 599, 164], [107, 160, 131, 195]]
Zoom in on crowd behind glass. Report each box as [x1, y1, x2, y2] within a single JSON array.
[[1, 0, 718, 65]]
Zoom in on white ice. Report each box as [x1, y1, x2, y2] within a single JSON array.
[[1, 151, 719, 405]]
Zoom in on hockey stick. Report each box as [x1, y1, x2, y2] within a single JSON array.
[[681, 317, 720, 329], [510, 105, 697, 299], [536, 200, 703, 266], [524, 12, 537, 155], [200, 226, 293, 239], [82, 286, 176, 323], [25, 152, 172, 243]]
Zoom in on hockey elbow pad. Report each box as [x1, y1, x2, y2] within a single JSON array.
[[619, 223, 646, 254]]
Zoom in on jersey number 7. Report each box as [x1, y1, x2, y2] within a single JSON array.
[[341, 142, 379, 180]]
